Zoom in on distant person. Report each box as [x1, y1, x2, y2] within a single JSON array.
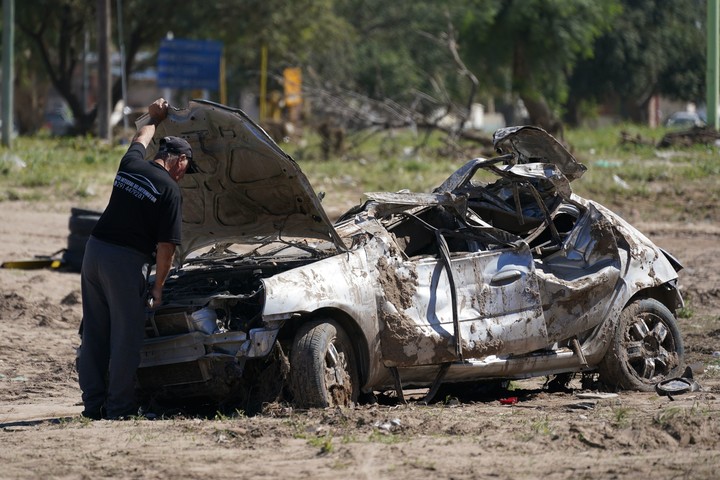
[[77, 98, 197, 420]]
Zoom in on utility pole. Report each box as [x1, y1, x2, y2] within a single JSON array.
[[708, 0, 719, 130], [97, 0, 111, 140], [116, 0, 128, 130], [2, 0, 14, 148], [260, 45, 268, 122]]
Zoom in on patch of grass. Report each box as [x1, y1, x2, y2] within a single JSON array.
[[0, 135, 122, 203], [705, 359, 720, 378], [307, 433, 334, 454], [367, 430, 403, 444], [2, 125, 718, 224], [530, 416, 554, 436], [208, 408, 245, 421], [283, 416, 309, 439], [341, 433, 357, 444], [611, 407, 632, 428], [564, 125, 719, 217], [677, 305, 694, 319], [654, 406, 683, 426]]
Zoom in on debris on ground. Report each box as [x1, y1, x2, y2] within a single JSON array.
[[658, 127, 720, 148], [655, 366, 702, 399]]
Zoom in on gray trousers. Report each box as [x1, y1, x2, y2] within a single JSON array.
[[79, 236, 150, 418]]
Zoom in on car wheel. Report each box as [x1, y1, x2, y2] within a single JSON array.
[[599, 298, 684, 391], [290, 319, 359, 408], [69, 214, 101, 237], [64, 210, 101, 272]]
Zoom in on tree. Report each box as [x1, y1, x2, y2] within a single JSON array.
[[293, 0, 490, 134], [15, 0, 205, 134], [14, 1, 94, 133], [458, 0, 620, 135], [13, 0, 348, 135], [567, 0, 706, 125]]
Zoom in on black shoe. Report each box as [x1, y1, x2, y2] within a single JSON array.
[[81, 405, 107, 420], [81, 409, 102, 420]]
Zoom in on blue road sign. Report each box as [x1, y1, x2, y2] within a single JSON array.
[[157, 39, 223, 90]]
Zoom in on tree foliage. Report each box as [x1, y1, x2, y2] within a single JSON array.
[[567, 0, 707, 124], [7, 0, 709, 136], [15, 0, 95, 132], [458, 0, 620, 133], [15, 0, 219, 133]]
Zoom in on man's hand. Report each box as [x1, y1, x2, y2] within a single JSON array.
[[147, 242, 176, 309], [147, 98, 169, 125], [133, 98, 169, 148], [148, 283, 163, 309]]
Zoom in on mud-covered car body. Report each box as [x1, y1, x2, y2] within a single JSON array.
[[138, 101, 684, 408]]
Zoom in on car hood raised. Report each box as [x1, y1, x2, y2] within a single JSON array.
[[145, 100, 343, 259]]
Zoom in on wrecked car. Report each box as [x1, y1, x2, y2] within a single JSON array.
[[137, 100, 685, 410]]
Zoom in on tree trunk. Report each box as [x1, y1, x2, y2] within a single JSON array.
[[520, 94, 564, 139], [512, 39, 564, 138]]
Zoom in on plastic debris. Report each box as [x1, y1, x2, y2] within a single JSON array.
[[567, 401, 596, 411], [612, 174, 630, 189], [575, 392, 618, 400]]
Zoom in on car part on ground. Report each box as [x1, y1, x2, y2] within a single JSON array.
[[1, 254, 64, 270], [131, 101, 685, 413]]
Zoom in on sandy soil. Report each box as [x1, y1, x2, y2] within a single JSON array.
[[1, 199, 719, 479]]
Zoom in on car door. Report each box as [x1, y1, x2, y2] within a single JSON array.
[[379, 240, 548, 368]]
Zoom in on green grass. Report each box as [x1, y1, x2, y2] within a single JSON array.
[[0, 135, 123, 202], [307, 433, 334, 454], [2, 125, 718, 223], [611, 406, 632, 428]]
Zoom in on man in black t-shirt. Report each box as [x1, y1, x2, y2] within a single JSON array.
[[78, 98, 197, 420]]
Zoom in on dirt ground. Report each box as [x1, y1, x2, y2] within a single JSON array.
[[1, 196, 719, 479]]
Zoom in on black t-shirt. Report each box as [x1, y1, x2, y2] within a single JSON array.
[[92, 143, 182, 256]]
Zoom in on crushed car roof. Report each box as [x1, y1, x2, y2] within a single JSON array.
[[493, 126, 587, 181]]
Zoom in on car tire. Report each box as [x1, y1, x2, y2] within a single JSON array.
[[69, 214, 101, 237], [599, 298, 684, 391], [64, 209, 101, 272], [290, 319, 359, 408]]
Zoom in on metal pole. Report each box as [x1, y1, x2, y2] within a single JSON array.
[[83, 31, 89, 113], [2, 0, 15, 148], [260, 45, 268, 122], [116, 0, 128, 129], [707, 0, 719, 130], [97, 0, 111, 140]]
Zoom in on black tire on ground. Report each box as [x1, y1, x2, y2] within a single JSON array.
[[598, 298, 684, 391], [67, 232, 90, 253], [290, 319, 360, 408], [65, 208, 101, 272], [69, 214, 101, 237], [70, 207, 103, 218], [64, 233, 91, 272]]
